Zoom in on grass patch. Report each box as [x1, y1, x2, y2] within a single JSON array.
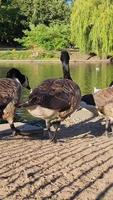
[[0, 49, 59, 60]]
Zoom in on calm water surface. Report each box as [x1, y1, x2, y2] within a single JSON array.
[[0, 61, 113, 122]]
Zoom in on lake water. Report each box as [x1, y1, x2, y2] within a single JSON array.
[[0, 61, 113, 123]]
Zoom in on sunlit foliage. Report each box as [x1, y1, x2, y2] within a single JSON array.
[[71, 0, 113, 56], [0, 0, 70, 45], [16, 24, 71, 50]]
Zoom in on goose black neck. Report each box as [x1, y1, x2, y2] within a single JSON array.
[[63, 63, 72, 80], [60, 50, 72, 80]]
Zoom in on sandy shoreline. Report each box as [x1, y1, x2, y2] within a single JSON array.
[[0, 58, 112, 63], [0, 107, 113, 199]]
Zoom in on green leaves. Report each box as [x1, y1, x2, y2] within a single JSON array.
[[71, 0, 113, 56], [30, 0, 70, 25], [0, 4, 26, 45], [16, 23, 71, 50], [0, 0, 71, 45]]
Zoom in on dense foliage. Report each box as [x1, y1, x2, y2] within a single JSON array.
[[30, 0, 70, 25], [16, 24, 71, 50], [0, 1, 26, 45], [0, 0, 71, 45], [71, 0, 113, 56]]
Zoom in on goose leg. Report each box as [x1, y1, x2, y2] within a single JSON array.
[[10, 123, 20, 136], [44, 120, 60, 143], [49, 129, 57, 143], [104, 118, 112, 136], [3, 102, 20, 137], [48, 129, 57, 143], [43, 120, 51, 139], [49, 121, 61, 143]]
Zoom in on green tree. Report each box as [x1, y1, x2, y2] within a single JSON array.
[[0, 5, 26, 45], [71, 0, 113, 57], [30, 0, 71, 26], [0, 0, 28, 45], [11, 0, 33, 26], [10, 0, 70, 25], [0, 0, 71, 45]]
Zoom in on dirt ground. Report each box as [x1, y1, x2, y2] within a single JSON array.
[[0, 107, 113, 200]]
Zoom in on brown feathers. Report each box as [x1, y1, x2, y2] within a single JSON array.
[[82, 86, 113, 135], [23, 78, 81, 121], [0, 68, 30, 136], [93, 87, 113, 109], [0, 78, 21, 110], [19, 50, 81, 142]]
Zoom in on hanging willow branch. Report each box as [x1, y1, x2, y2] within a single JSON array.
[[71, 0, 113, 57]]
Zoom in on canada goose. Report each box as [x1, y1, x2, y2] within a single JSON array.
[[81, 82, 113, 136], [81, 81, 113, 107], [19, 50, 81, 142], [0, 68, 31, 136]]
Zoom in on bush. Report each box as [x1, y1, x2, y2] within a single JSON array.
[[16, 23, 71, 50]]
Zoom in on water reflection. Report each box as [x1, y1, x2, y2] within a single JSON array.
[[0, 61, 113, 121]]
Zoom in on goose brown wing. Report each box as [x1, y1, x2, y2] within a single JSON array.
[[93, 87, 113, 108], [0, 78, 21, 109], [27, 78, 80, 111]]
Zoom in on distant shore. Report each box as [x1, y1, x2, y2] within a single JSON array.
[[0, 49, 112, 63], [0, 58, 112, 63]]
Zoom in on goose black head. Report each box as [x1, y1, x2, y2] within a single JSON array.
[[109, 81, 113, 87], [6, 68, 31, 90], [60, 50, 72, 80]]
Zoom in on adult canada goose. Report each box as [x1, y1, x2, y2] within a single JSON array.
[[81, 81, 113, 136], [19, 50, 81, 142], [0, 68, 31, 136], [81, 81, 113, 107]]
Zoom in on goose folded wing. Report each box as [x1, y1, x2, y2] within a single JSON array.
[[27, 79, 74, 111], [93, 87, 113, 108], [0, 79, 20, 106], [0, 95, 13, 117]]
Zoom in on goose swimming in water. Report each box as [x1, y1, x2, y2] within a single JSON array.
[[0, 68, 31, 136], [19, 50, 81, 142]]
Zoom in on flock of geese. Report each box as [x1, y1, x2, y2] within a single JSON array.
[[0, 50, 113, 142]]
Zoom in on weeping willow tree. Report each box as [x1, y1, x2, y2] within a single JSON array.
[[71, 0, 113, 57]]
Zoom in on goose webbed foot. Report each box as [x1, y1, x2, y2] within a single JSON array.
[[104, 131, 111, 137], [3, 125, 21, 140], [10, 124, 20, 136], [104, 131, 113, 137]]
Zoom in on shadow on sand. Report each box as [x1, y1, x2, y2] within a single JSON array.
[[0, 115, 108, 141]]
